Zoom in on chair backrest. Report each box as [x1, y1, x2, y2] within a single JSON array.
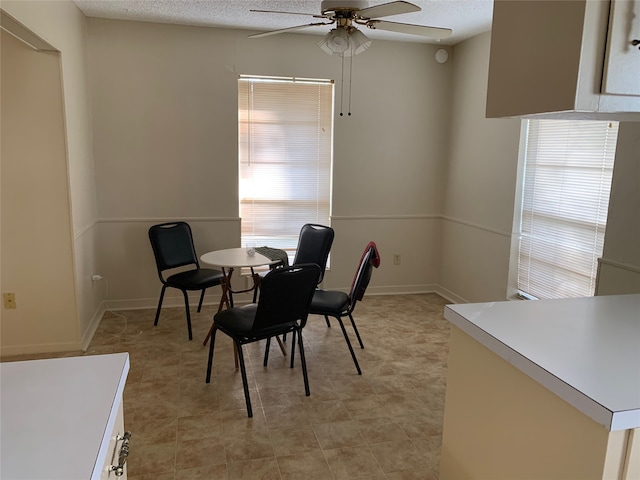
[[148, 222, 199, 277], [252, 264, 321, 334], [347, 241, 381, 312], [292, 224, 334, 284]]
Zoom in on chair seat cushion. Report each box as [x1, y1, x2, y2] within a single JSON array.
[[166, 268, 224, 290], [309, 289, 349, 316], [215, 304, 295, 339], [215, 304, 257, 336]]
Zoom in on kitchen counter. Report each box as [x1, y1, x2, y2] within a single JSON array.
[[440, 294, 640, 480], [445, 294, 640, 431], [0, 353, 130, 480]]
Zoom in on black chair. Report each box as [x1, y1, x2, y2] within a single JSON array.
[[292, 224, 335, 282], [308, 241, 380, 375], [252, 223, 334, 302], [206, 264, 321, 417], [148, 222, 224, 340]]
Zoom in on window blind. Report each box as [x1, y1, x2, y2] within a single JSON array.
[[238, 76, 334, 255], [517, 119, 618, 299]]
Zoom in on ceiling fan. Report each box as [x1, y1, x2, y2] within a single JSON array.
[[249, 0, 452, 56]]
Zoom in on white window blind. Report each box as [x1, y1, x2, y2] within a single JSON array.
[[517, 119, 618, 299], [238, 76, 333, 255]]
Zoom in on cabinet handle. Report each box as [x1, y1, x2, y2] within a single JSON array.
[[632, 39, 640, 50], [108, 431, 132, 477]]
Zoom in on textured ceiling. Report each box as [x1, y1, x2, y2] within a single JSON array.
[[74, 0, 494, 46]]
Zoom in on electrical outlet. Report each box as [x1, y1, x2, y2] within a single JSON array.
[[393, 253, 401, 265], [3, 292, 17, 309]]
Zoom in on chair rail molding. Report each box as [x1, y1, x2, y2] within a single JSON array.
[[97, 216, 240, 223], [331, 214, 440, 221], [441, 215, 514, 238]]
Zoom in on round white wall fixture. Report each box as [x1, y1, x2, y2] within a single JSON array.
[[435, 48, 449, 64]]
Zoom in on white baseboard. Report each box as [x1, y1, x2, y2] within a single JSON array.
[[0, 340, 83, 358], [81, 302, 108, 351], [102, 284, 468, 312], [0, 285, 469, 358], [433, 285, 468, 304]]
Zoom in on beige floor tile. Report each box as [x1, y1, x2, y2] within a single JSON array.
[[263, 404, 311, 429], [132, 415, 178, 445], [175, 437, 227, 470], [269, 425, 322, 456], [276, 450, 333, 480], [177, 413, 224, 442], [128, 471, 175, 480], [356, 416, 410, 444], [223, 430, 275, 462], [126, 441, 176, 476], [368, 439, 430, 473], [175, 463, 228, 480], [8, 294, 451, 480], [227, 457, 280, 480], [301, 398, 352, 424], [220, 407, 269, 435], [324, 445, 386, 479], [312, 420, 366, 449], [385, 469, 439, 480]]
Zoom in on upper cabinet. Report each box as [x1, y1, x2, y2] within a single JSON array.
[[486, 0, 640, 120]]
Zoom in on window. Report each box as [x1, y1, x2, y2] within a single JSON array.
[[238, 76, 334, 259], [517, 119, 619, 299]]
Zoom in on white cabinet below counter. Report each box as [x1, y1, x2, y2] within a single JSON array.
[[0, 353, 130, 480]]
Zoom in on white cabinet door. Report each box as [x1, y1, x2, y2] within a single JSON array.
[[100, 398, 128, 480], [602, 0, 640, 96]]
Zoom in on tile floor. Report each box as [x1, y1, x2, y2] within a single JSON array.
[[6, 293, 451, 480]]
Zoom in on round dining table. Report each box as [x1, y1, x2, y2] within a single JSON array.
[[200, 247, 281, 347]]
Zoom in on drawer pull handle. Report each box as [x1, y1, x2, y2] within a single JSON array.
[[108, 431, 132, 477]]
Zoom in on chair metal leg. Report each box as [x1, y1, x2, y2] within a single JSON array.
[[289, 330, 296, 368], [236, 341, 253, 418], [197, 289, 206, 312], [324, 315, 331, 328], [206, 326, 218, 383], [336, 317, 362, 375], [296, 328, 310, 396], [181, 290, 193, 340], [348, 313, 364, 349], [153, 285, 168, 326], [264, 337, 271, 366]]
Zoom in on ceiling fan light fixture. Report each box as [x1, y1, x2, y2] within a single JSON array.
[[321, 27, 350, 55], [348, 28, 371, 56], [319, 25, 371, 57]]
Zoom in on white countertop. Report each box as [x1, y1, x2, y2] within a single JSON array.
[[445, 294, 640, 431], [0, 353, 130, 479]]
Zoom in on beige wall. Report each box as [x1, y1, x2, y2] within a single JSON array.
[[2, 1, 635, 354], [1, 0, 100, 353], [597, 121, 640, 296], [86, 18, 452, 309], [439, 32, 522, 303], [0, 30, 79, 353]]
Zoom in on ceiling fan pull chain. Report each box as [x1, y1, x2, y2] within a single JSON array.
[[348, 54, 353, 116], [339, 55, 345, 117]]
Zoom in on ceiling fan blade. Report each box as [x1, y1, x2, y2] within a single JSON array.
[[249, 22, 333, 39], [250, 9, 328, 19], [357, 1, 420, 20], [368, 20, 452, 39]]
